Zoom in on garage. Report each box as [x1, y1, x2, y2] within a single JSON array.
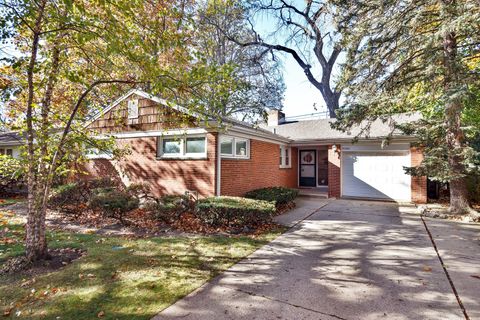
[[341, 144, 411, 201]]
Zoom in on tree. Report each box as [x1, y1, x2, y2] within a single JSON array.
[[0, 0, 221, 262], [209, 0, 347, 118], [334, 0, 480, 216], [196, 0, 285, 122]]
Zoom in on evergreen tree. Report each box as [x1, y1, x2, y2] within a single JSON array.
[[334, 0, 480, 216]]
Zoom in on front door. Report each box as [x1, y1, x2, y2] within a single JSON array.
[[299, 150, 316, 187]]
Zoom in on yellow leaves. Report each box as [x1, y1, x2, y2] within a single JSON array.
[[422, 265, 432, 272], [463, 53, 480, 71]]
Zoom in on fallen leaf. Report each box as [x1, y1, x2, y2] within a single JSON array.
[[97, 311, 105, 318], [3, 308, 12, 317], [423, 266, 432, 272]]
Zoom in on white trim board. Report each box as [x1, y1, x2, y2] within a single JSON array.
[[95, 128, 209, 139]]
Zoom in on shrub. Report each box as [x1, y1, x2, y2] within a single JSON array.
[[467, 175, 480, 204], [127, 182, 153, 202], [144, 195, 190, 222], [195, 196, 275, 227], [49, 183, 88, 215], [245, 187, 299, 207], [49, 178, 120, 215], [0, 155, 24, 194], [89, 189, 139, 223]]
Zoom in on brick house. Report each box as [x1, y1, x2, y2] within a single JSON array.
[[81, 89, 427, 203]]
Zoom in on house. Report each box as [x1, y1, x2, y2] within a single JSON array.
[[80, 89, 427, 203], [0, 132, 23, 158]]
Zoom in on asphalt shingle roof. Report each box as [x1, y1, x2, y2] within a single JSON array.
[[261, 114, 420, 142], [0, 132, 24, 146]]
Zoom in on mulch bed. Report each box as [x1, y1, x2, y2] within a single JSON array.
[[420, 205, 480, 223], [0, 248, 86, 277], [52, 202, 290, 237]]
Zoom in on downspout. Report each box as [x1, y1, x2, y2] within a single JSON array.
[[216, 133, 221, 196]]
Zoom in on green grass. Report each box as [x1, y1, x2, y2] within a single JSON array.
[[0, 197, 25, 207], [0, 211, 285, 319]]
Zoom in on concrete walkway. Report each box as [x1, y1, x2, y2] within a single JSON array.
[[154, 198, 479, 320]]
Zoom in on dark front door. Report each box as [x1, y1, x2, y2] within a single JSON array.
[[299, 150, 316, 187]]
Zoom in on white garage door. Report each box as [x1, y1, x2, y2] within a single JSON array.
[[342, 151, 411, 201]]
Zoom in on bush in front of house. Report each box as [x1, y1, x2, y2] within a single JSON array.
[[127, 182, 154, 203], [0, 155, 25, 194], [195, 196, 275, 228], [49, 178, 121, 216], [144, 195, 189, 222], [245, 187, 299, 207], [89, 188, 139, 223]]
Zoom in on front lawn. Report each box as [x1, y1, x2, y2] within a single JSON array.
[[0, 211, 284, 319]]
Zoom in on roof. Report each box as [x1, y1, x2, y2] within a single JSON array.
[[262, 114, 420, 143], [89, 89, 291, 143], [0, 132, 23, 146]]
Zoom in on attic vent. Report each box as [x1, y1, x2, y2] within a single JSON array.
[[127, 99, 139, 119]]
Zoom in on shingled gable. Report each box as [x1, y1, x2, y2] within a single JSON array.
[[87, 89, 291, 143], [87, 89, 207, 134]]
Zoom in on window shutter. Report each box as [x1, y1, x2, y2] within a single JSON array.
[[128, 99, 139, 119]]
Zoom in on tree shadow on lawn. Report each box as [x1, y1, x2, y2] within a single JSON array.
[[0, 224, 280, 320]]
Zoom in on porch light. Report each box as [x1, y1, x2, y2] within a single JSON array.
[[332, 144, 337, 152]]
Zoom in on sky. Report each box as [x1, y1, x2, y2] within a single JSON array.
[[280, 55, 328, 118], [252, 3, 337, 119]]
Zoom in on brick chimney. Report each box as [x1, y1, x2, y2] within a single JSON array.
[[267, 110, 286, 126]]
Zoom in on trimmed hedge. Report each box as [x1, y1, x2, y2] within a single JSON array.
[[49, 178, 120, 216], [145, 195, 189, 222], [89, 188, 139, 223], [245, 187, 299, 206], [195, 196, 275, 227]]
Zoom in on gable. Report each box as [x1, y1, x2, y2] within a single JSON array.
[[88, 91, 198, 134]]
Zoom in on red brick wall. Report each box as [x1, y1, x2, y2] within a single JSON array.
[[328, 145, 341, 198], [78, 133, 217, 198], [411, 146, 427, 204], [220, 140, 298, 196]]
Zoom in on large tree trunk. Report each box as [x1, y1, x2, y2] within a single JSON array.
[[26, 190, 49, 261], [24, 0, 48, 262], [442, 5, 473, 214]]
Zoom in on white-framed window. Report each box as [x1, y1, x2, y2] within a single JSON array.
[[220, 135, 250, 159], [127, 99, 139, 119], [279, 145, 291, 168], [157, 135, 207, 159]]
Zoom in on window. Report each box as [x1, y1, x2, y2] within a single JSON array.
[[0, 148, 13, 157], [279, 145, 291, 168], [220, 137, 233, 155], [127, 99, 139, 119], [186, 137, 206, 154], [157, 135, 206, 158], [235, 139, 247, 156], [220, 136, 249, 159], [162, 138, 182, 155]]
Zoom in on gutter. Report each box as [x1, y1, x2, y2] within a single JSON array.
[[289, 136, 417, 147]]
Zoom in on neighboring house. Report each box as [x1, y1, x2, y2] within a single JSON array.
[[81, 89, 427, 203], [0, 132, 22, 159]]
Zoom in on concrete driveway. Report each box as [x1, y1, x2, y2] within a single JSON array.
[[154, 198, 479, 320]]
